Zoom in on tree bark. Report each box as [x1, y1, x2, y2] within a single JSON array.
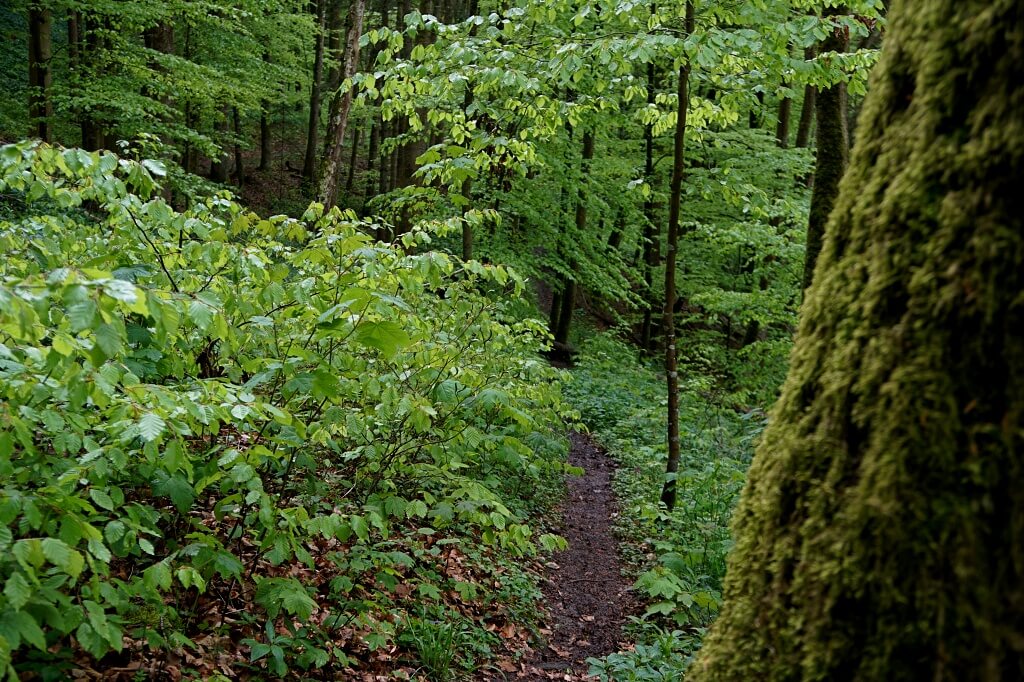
[[259, 52, 272, 171], [232, 107, 244, 185], [345, 123, 362, 193], [795, 46, 817, 148], [802, 11, 849, 292], [640, 60, 660, 352], [28, 3, 53, 142], [553, 129, 595, 346], [317, 0, 368, 209], [460, 176, 474, 260], [659, 0, 694, 512], [303, 0, 328, 183], [775, 92, 791, 148], [690, 0, 1024, 678]]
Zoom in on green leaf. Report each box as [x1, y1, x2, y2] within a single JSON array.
[[188, 300, 215, 331], [142, 159, 167, 177], [354, 321, 411, 358], [67, 301, 98, 333], [144, 561, 173, 591], [93, 323, 122, 359], [349, 515, 370, 542], [137, 412, 166, 442], [89, 489, 115, 511], [41, 538, 81, 577], [9, 611, 45, 650], [153, 473, 195, 513], [3, 573, 33, 611]]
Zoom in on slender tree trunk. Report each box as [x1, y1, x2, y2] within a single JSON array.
[[749, 91, 764, 129], [68, 12, 79, 65], [802, 9, 849, 292], [259, 109, 272, 170], [460, 176, 474, 260], [303, 0, 328, 184], [365, 121, 379, 201], [548, 288, 563, 335], [78, 14, 109, 151], [233, 107, 244, 185], [776, 92, 792, 148], [795, 47, 817, 148], [345, 123, 361, 193], [28, 3, 53, 142], [691, 1, 1024, 678], [660, 1, 694, 512], [318, 0, 367, 209], [641, 60, 660, 352], [460, 82, 475, 260], [209, 109, 230, 183], [260, 53, 272, 171], [554, 129, 595, 346]]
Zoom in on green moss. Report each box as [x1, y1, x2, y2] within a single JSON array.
[[690, 1, 1024, 679]]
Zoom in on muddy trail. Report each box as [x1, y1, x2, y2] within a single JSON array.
[[488, 432, 638, 680]]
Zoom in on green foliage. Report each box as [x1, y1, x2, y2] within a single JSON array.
[[565, 334, 767, 672], [587, 627, 699, 681], [0, 141, 570, 675], [398, 606, 488, 680]]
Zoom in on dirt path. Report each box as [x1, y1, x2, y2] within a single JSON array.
[[488, 432, 637, 680]]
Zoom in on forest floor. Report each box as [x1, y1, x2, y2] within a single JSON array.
[[488, 432, 637, 680]]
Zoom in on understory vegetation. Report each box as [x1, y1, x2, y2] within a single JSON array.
[[567, 331, 770, 681], [0, 142, 571, 679]]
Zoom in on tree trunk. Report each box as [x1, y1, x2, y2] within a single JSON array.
[[317, 0, 367, 209], [775, 92, 791, 148], [659, 1, 694, 512], [259, 52, 272, 171], [365, 120, 379, 202], [748, 91, 764, 129], [345, 123, 361, 193], [640, 60, 660, 352], [553, 129, 595, 346], [795, 47, 817, 148], [303, 0, 327, 184], [210, 108, 230, 183], [28, 3, 53, 142], [325, 0, 345, 96], [802, 10, 849, 292], [460, 176, 473, 260], [690, 1, 1024, 679], [232, 107, 244, 185]]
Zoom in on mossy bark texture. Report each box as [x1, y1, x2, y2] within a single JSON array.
[[690, 1, 1024, 680], [802, 8, 849, 292]]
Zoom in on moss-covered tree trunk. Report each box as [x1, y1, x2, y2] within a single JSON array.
[[690, 0, 1024, 679], [802, 8, 849, 292]]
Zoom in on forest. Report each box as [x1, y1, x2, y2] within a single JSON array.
[[0, 0, 1021, 679]]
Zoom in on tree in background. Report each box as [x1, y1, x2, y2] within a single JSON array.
[[691, 0, 1024, 678], [802, 4, 849, 291]]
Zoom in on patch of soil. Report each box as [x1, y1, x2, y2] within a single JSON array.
[[487, 433, 638, 680]]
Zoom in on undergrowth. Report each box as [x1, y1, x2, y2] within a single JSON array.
[[0, 141, 570, 679], [564, 334, 768, 679]]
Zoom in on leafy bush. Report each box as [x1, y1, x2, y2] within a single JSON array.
[[0, 141, 570, 677]]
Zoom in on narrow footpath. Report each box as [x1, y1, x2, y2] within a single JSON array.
[[489, 432, 638, 680]]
